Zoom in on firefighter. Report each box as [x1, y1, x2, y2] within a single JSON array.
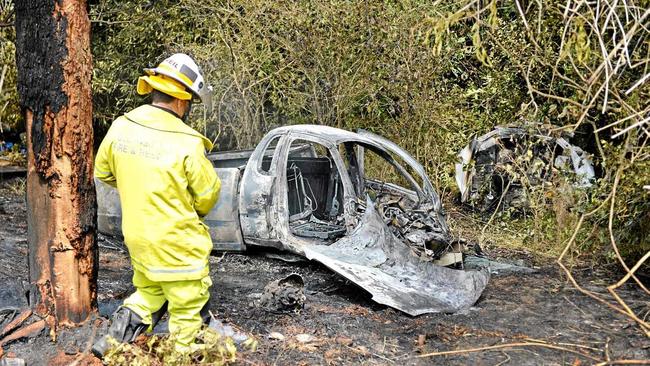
[[92, 53, 220, 356]]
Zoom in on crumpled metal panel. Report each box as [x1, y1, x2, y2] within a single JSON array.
[[302, 199, 490, 315]]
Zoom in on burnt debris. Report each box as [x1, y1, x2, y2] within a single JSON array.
[[258, 274, 306, 313]]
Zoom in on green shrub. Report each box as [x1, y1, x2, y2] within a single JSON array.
[[103, 328, 257, 366], [0, 2, 21, 135]]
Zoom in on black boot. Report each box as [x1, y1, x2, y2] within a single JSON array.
[[91, 307, 149, 358], [151, 301, 168, 328], [200, 298, 212, 325]]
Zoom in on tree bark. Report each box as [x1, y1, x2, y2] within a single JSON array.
[[14, 0, 97, 331]]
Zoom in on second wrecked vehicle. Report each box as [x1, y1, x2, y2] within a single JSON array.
[[97, 125, 489, 316], [456, 125, 595, 212]]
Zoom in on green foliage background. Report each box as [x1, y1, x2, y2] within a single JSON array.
[[2, 0, 649, 262], [0, 3, 20, 136], [91, 1, 530, 190]]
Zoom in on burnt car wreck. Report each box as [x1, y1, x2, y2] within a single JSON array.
[[97, 125, 489, 316], [455, 125, 595, 212]]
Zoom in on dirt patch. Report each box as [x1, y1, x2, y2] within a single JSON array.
[[0, 184, 648, 365], [48, 351, 102, 366]]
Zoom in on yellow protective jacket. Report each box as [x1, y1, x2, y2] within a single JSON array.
[[94, 104, 220, 281]]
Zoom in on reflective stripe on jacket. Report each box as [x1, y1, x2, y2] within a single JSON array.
[[94, 104, 220, 281]]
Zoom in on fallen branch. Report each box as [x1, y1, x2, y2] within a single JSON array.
[[0, 319, 46, 345], [0, 309, 32, 339], [608, 251, 650, 328], [416, 341, 600, 362], [557, 255, 650, 336], [523, 338, 602, 352], [494, 351, 511, 366], [555, 182, 650, 336]]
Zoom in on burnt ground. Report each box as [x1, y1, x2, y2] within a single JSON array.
[[0, 177, 648, 365]]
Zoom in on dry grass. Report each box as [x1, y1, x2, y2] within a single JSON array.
[[0, 177, 25, 195]]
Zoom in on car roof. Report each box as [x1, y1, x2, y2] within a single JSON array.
[[269, 124, 378, 145]]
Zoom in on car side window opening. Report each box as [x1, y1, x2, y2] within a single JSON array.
[[258, 135, 281, 174], [285, 139, 346, 242], [353, 143, 423, 202]]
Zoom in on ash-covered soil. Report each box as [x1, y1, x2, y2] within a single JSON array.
[[0, 180, 648, 365]]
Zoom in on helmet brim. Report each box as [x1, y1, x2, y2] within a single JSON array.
[[137, 75, 192, 100]]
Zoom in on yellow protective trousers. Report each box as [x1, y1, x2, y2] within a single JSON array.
[[123, 269, 212, 349]]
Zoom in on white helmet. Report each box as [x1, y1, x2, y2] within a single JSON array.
[[137, 53, 213, 112]]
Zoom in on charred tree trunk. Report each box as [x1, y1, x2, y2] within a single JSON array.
[[14, 1, 97, 330]]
